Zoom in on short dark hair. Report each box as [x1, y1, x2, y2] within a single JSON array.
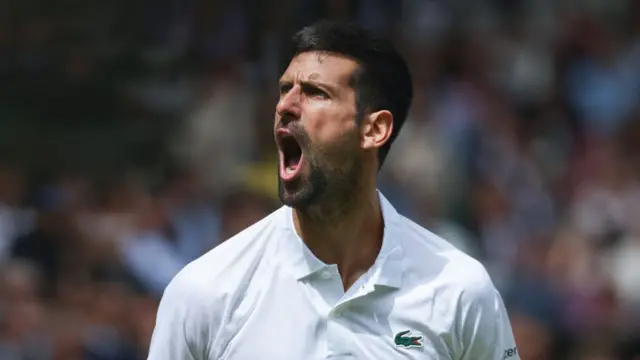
[[289, 20, 413, 169]]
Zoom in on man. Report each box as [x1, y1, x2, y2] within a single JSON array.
[[147, 20, 519, 360]]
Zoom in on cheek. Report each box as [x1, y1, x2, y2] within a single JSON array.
[[303, 107, 331, 139], [309, 130, 361, 168], [303, 107, 357, 146]]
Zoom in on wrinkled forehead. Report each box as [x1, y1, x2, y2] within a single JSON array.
[[281, 51, 360, 86]]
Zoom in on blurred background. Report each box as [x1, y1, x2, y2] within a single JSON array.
[[1, 0, 640, 359]]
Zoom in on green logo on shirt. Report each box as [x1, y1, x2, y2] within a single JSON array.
[[394, 330, 423, 348]]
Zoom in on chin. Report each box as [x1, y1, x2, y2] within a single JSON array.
[[278, 179, 316, 209], [277, 160, 329, 209]]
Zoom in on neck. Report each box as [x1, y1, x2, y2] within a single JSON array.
[[293, 185, 384, 289]]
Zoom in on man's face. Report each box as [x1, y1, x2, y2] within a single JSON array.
[[274, 51, 364, 210]]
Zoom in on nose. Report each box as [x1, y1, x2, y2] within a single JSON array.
[[276, 84, 302, 120]]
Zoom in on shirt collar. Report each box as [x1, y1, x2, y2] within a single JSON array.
[[277, 190, 404, 289]]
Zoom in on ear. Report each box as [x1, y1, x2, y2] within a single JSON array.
[[360, 110, 393, 151]]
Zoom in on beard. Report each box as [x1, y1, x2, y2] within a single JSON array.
[[277, 159, 328, 209], [277, 127, 363, 217]]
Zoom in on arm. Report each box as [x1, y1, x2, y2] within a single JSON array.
[[147, 268, 214, 360], [456, 276, 519, 360]]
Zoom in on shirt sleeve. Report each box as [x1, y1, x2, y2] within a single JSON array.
[[456, 275, 520, 360], [147, 269, 212, 360]]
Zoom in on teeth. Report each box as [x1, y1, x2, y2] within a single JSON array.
[[286, 166, 295, 174]]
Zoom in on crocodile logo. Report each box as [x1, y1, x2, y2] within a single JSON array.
[[394, 330, 423, 348]]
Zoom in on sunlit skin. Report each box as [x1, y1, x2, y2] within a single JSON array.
[[274, 51, 394, 290]]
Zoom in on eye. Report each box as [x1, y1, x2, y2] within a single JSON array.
[[279, 83, 293, 96], [302, 84, 329, 99]]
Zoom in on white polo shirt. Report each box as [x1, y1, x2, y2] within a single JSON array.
[[147, 193, 519, 360]]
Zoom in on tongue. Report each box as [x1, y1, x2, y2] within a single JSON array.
[[286, 156, 300, 170]]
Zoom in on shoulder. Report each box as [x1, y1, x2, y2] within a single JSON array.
[[391, 215, 517, 359], [153, 205, 315, 359], [395, 215, 496, 300], [152, 207, 288, 355], [156, 205, 281, 316], [165, 206, 287, 301]]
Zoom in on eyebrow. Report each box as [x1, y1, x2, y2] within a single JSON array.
[[279, 78, 340, 96]]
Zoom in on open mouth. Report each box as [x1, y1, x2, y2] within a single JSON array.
[[276, 130, 304, 181]]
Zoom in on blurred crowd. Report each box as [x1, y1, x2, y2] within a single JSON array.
[[2, 0, 640, 359]]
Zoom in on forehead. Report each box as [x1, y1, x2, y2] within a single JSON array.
[[281, 51, 359, 85]]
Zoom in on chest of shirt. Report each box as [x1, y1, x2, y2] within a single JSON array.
[[212, 273, 456, 360]]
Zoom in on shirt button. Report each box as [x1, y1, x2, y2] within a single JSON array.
[[321, 271, 332, 280]]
